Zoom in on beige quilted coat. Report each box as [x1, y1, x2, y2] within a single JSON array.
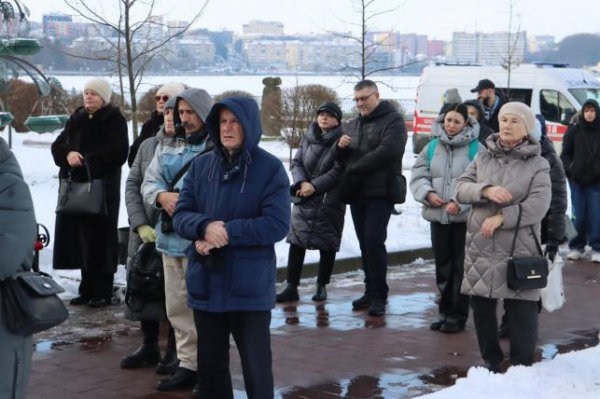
[[455, 134, 551, 301]]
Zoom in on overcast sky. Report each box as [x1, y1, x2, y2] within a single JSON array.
[[20, 0, 600, 42]]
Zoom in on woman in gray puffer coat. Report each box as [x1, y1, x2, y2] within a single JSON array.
[[411, 103, 484, 334], [277, 102, 346, 303], [0, 137, 37, 399], [455, 102, 551, 372], [121, 98, 178, 374]]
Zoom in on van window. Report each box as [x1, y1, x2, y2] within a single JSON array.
[[569, 88, 600, 106], [498, 88, 533, 105], [540, 90, 576, 124]]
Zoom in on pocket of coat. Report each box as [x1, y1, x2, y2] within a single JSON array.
[[185, 261, 209, 300], [229, 249, 273, 297]]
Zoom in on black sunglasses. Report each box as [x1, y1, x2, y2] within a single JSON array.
[[155, 95, 170, 102]]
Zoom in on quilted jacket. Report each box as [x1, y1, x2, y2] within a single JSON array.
[[455, 133, 551, 301]]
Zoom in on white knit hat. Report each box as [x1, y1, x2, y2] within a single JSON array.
[[498, 102, 536, 135], [84, 78, 112, 104], [157, 82, 185, 98]]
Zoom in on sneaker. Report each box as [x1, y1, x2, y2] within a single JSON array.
[[351, 294, 372, 309], [567, 248, 585, 260], [157, 367, 196, 391], [592, 252, 600, 263], [275, 284, 299, 303]]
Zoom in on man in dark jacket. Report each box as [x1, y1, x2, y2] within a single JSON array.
[[336, 80, 407, 316], [470, 79, 507, 133], [560, 99, 600, 263], [173, 97, 290, 399]]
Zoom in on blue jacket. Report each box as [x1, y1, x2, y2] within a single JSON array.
[[173, 97, 291, 312]]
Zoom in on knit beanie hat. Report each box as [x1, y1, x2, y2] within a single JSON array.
[[444, 88, 462, 104], [84, 78, 112, 104], [498, 102, 536, 135], [316, 102, 343, 123], [164, 97, 177, 111], [157, 82, 185, 98]]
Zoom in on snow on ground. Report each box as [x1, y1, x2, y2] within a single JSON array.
[[1, 126, 429, 299], [418, 345, 600, 399]]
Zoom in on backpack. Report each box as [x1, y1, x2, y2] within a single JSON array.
[[427, 138, 479, 166], [125, 242, 165, 312]]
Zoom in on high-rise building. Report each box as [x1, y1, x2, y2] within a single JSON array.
[[43, 14, 77, 39], [451, 31, 527, 65], [242, 20, 284, 36]]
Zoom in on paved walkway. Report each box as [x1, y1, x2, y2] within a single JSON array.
[[28, 251, 600, 398]]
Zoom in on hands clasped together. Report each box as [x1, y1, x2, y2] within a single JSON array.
[[195, 221, 228, 256], [480, 185, 513, 238], [426, 192, 461, 216]]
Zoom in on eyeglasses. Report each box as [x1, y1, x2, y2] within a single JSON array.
[[353, 92, 377, 103], [155, 95, 170, 102]]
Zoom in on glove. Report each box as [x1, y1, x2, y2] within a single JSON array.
[[137, 224, 157, 243], [544, 244, 558, 262]]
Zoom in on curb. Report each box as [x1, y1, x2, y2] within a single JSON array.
[[276, 246, 434, 282]]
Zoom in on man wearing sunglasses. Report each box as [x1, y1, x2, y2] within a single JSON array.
[[128, 82, 185, 166], [335, 79, 407, 316]]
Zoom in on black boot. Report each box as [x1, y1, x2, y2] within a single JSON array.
[[276, 283, 299, 303], [430, 314, 447, 331], [312, 284, 327, 301], [156, 323, 179, 375], [352, 294, 372, 309], [69, 296, 90, 306], [368, 300, 386, 316], [156, 367, 197, 391], [120, 344, 161, 369]]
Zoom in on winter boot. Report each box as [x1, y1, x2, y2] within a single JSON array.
[[120, 344, 161, 369], [352, 294, 372, 309], [312, 284, 327, 301], [156, 324, 179, 375], [276, 283, 299, 303]]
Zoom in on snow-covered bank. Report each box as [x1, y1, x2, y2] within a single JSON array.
[[418, 345, 600, 399]]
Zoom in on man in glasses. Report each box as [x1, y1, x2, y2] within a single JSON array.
[[128, 82, 185, 166], [336, 80, 407, 316], [142, 88, 214, 393]]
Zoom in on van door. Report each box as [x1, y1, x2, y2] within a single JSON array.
[[539, 89, 576, 153]]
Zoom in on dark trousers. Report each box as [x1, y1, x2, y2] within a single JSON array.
[[569, 180, 600, 251], [141, 320, 176, 351], [350, 197, 393, 301], [286, 243, 336, 286], [79, 269, 114, 300], [471, 296, 538, 367], [431, 222, 470, 323], [193, 310, 273, 399]]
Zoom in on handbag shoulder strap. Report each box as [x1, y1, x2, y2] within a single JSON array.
[[168, 152, 202, 191], [509, 204, 543, 258]]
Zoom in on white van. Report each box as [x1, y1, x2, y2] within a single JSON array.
[[413, 64, 600, 154]]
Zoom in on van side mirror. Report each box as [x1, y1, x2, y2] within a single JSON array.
[[560, 109, 575, 125]]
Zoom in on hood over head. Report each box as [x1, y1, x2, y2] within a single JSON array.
[[463, 99, 486, 122], [582, 99, 600, 129], [206, 96, 262, 156], [174, 88, 214, 126]]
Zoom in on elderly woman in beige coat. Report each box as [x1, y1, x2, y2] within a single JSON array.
[[455, 102, 551, 372]]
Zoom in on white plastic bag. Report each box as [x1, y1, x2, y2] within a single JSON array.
[[541, 254, 565, 313]]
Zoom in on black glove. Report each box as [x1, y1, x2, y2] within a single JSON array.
[[544, 244, 558, 262]]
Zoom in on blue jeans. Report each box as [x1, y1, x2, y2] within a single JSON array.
[[569, 180, 600, 252]]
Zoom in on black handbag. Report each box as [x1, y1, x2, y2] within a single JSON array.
[[125, 243, 165, 312], [506, 205, 549, 290], [387, 169, 407, 204], [55, 162, 107, 216], [1, 268, 69, 336]]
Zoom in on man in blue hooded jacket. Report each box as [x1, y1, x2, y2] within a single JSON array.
[[173, 97, 290, 399]]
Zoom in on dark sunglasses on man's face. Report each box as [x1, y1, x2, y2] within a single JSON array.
[[155, 95, 170, 102]]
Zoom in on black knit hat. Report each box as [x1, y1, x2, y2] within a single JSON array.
[[316, 102, 343, 123]]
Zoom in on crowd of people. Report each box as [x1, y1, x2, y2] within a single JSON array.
[[2, 74, 599, 398]]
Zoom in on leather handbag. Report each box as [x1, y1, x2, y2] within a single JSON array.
[[55, 162, 107, 216], [125, 242, 165, 313], [506, 205, 549, 290], [1, 269, 69, 336]]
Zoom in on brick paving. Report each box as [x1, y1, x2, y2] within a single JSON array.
[[28, 251, 600, 398]]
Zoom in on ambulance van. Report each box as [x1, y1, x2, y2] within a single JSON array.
[[413, 63, 600, 154]]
